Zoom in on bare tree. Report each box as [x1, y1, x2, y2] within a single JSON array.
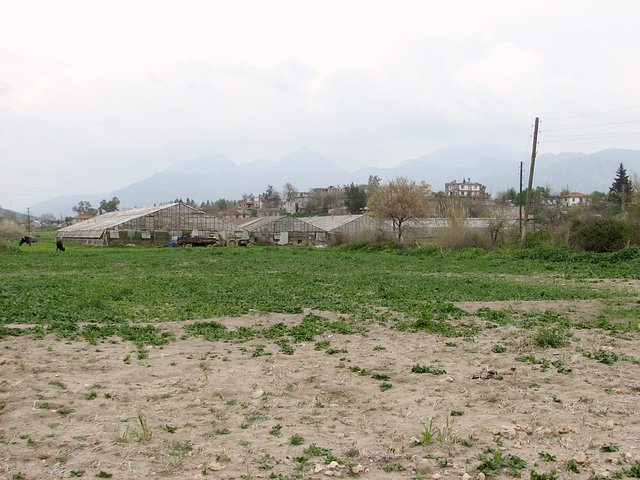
[[368, 176, 430, 243], [486, 203, 512, 245], [282, 182, 297, 201]]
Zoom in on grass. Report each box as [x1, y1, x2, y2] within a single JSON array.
[[1, 244, 622, 331]]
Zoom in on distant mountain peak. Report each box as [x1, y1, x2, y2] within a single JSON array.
[[163, 153, 237, 175], [26, 144, 640, 216]]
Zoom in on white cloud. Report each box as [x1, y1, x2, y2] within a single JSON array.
[[1, 0, 640, 210], [453, 42, 544, 95]]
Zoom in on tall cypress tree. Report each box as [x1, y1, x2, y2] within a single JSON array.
[[608, 163, 633, 209]]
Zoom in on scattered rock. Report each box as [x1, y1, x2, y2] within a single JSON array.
[[207, 461, 225, 471], [515, 424, 533, 435], [314, 464, 325, 473], [323, 470, 336, 476], [462, 473, 473, 480], [416, 460, 435, 475], [0, 358, 7, 365], [499, 425, 517, 440], [251, 389, 264, 399], [327, 461, 341, 469], [477, 473, 486, 480], [573, 452, 587, 464], [351, 464, 366, 474]]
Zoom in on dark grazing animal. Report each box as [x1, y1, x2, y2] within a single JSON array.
[[19, 236, 32, 246], [56, 239, 65, 252]]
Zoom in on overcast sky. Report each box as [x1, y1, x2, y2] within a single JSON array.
[[2, 0, 640, 211]]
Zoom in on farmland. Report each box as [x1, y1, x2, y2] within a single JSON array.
[[1, 238, 640, 479]]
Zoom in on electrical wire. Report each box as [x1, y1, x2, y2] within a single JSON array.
[[543, 105, 640, 122], [541, 119, 640, 131]]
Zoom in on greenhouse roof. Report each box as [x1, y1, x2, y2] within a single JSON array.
[[58, 203, 180, 234], [304, 215, 369, 232], [239, 215, 324, 232]]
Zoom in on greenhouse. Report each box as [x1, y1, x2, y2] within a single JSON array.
[[305, 214, 390, 243], [240, 215, 326, 245], [56, 203, 243, 246]]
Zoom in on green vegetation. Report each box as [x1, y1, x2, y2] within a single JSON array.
[[1, 245, 628, 331], [476, 449, 527, 477]]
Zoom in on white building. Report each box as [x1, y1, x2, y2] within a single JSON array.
[[445, 178, 487, 198]]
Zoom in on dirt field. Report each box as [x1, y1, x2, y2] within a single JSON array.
[[1, 304, 639, 480]]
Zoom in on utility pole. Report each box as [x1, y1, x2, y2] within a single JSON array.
[[27, 208, 32, 235], [519, 161, 523, 236], [521, 117, 539, 247]]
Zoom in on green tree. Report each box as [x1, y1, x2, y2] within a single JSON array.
[[98, 197, 120, 214], [72, 201, 97, 217], [344, 183, 367, 214], [608, 163, 633, 211], [368, 176, 430, 243]]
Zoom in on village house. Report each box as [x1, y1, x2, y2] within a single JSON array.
[[284, 192, 311, 214], [445, 178, 487, 198], [560, 192, 590, 207], [419, 181, 433, 197]]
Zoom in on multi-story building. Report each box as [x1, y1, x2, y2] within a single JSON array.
[[445, 178, 487, 198], [560, 192, 590, 207]]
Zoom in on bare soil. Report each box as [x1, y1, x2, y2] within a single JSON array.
[[1, 305, 639, 480]]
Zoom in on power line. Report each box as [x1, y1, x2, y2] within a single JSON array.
[[542, 130, 640, 138], [541, 119, 640, 131], [544, 105, 640, 122]]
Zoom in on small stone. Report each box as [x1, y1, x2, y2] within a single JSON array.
[[416, 460, 435, 475], [556, 424, 573, 434], [314, 464, 325, 473], [327, 461, 340, 469], [351, 464, 365, 474], [336, 362, 346, 368], [500, 425, 517, 440], [0, 357, 7, 365], [516, 424, 533, 435], [573, 452, 587, 464], [251, 389, 264, 399], [432, 474, 442, 479], [323, 470, 335, 476], [462, 473, 473, 480], [207, 461, 224, 471], [477, 473, 486, 480], [605, 420, 614, 430]]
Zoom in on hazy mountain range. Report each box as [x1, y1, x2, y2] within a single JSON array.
[[27, 143, 640, 217]]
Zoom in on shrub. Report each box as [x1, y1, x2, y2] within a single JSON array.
[[568, 217, 630, 252], [524, 229, 553, 248], [534, 325, 569, 348], [0, 219, 23, 247]]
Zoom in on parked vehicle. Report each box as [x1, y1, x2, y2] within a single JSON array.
[[176, 235, 220, 247]]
